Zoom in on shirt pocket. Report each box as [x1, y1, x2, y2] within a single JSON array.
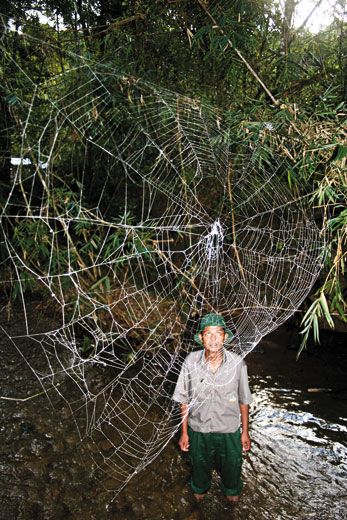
[[228, 390, 237, 404], [225, 380, 239, 405], [191, 374, 209, 402]]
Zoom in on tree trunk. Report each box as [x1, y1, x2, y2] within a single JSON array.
[[0, 2, 12, 199], [282, 0, 296, 55]]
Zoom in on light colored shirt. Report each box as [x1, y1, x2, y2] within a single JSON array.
[[173, 349, 253, 433]]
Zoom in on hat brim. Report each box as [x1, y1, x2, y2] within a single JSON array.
[[194, 328, 234, 346]]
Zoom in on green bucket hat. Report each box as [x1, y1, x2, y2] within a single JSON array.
[[194, 313, 234, 345]]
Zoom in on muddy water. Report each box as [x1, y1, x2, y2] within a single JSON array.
[[243, 378, 347, 520], [1, 314, 346, 520]]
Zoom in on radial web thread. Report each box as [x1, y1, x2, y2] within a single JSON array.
[[0, 39, 325, 493]]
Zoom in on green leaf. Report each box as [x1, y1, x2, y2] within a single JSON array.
[[6, 94, 19, 105], [331, 144, 347, 162], [334, 301, 346, 319], [90, 275, 111, 291], [328, 208, 347, 231], [312, 314, 320, 344], [320, 292, 334, 329], [104, 275, 111, 292]]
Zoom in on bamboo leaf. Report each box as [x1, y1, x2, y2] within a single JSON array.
[[312, 314, 320, 344], [320, 292, 334, 329], [330, 144, 347, 162], [90, 276, 109, 291]]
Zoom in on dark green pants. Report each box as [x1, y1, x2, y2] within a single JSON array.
[[188, 427, 243, 496]]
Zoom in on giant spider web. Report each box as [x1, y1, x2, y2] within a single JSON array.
[[0, 34, 325, 493]]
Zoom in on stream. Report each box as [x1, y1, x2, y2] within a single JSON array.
[[1, 308, 346, 520]]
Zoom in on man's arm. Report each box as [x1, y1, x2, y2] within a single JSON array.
[[178, 403, 190, 452], [240, 403, 251, 452]]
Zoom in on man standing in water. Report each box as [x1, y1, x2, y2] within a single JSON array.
[[173, 313, 252, 503]]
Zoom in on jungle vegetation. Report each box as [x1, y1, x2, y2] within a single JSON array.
[[0, 0, 346, 354]]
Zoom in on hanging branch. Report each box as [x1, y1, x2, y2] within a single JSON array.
[[196, 0, 279, 106]]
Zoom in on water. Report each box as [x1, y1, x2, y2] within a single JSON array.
[[0, 321, 346, 519], [239, 376, 347, 520]]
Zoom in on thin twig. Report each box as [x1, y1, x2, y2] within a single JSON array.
[[0, 383, 61, 402], [86, 13, 146, 39]]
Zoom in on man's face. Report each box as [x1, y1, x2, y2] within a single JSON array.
[[199, 325, 226, 353]]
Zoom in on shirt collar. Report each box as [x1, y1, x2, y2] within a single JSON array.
[[199, 348, 226, 367]]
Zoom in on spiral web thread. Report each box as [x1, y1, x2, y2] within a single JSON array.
[[0, 30, 325, 493]]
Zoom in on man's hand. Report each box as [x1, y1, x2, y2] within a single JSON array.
[[241, 431, 251, 452], [178, 432, 190, 452]]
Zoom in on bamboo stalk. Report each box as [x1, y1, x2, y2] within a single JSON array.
[[196, 0, 279, 106], [227, 164, 245, 280]]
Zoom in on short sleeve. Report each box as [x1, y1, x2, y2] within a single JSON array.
[[172, 358, 190, 404], [238, 360, 253, 405]]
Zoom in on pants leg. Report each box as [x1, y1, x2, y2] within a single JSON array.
[[214, 429, 243, 496], [188, 428, 213, 494]]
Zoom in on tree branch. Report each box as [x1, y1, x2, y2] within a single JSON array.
[[87, 13, 146, 39], [196, 0, 279, 106]]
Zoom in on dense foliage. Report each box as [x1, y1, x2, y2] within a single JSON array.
[[0, 0, 346, 352]]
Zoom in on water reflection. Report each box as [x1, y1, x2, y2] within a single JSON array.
[[229, 375, 347, 520], [1, 353, 346, 519]]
